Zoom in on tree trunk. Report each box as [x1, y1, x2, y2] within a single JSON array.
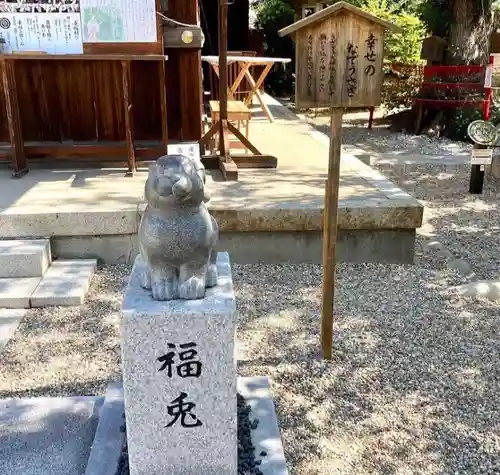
[[447, 0, 493, 65]]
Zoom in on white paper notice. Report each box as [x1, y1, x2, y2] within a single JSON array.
[[0, 13, 83, 54], [80, 0, 156, 43]]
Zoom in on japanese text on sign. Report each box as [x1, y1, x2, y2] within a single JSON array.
[[346, 42, 358, 97], [318, 33, 327, 93], [364, 32, 376, 76], [307, 34, 313, 97], [0, 12, 83, 54], [0, 0, 80, 13], [80, 0, 157, 43], [328, 33, 337, 97], [158, 342, 203, 428]]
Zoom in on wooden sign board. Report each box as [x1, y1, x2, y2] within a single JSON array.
[[280, 2, 400, 360], [279, 1, 400, 109]]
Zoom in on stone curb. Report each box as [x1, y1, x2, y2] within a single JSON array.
[[84, 381, 126, 475], [238, 376, 289, 475], [0, 309, 27, 355], [452, 280, 500, 301]]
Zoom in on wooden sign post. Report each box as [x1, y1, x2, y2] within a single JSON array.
[[279, 2, 401, 359]]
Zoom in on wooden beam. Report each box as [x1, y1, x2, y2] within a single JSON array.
[[200, 120, 221, 148], [220, 157, 238, 180], [167, 0, 203, 142], [201, 154, 277, 169], [121, 60, 136, 176], [227, 121, 261, 155], [0, 142, 166, 160], [158, 59, 169, 149], [1, 59, 28, 178]]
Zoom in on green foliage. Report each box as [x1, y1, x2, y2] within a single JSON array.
[[253, 0, 295, 27], [418, 0, 450, 37], [349, 0, 427, 63], [381, 64, 424, 111], [447, 103, 500, 141], [253, 0, 296, 96], [252, 0, 426, 97]]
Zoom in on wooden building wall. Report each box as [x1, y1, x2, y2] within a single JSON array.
[[293, 0, 332, 21], [166, 0, 203, 142], [0, 0, 203, 160], [0, 60, 164, 144]]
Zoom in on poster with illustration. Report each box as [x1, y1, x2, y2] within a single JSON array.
[[80, 0, 156, 43]]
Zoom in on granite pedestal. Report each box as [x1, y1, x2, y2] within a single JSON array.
[[121, 252, 237, 475]]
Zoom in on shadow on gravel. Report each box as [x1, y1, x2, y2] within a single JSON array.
[[0, 266, 130, 399], [234, 261, 500, 475]]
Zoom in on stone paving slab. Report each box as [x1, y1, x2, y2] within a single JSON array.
[[31, 259, 97, 307], [0, 239, 51, 278], [0, 97, 422, 237], [0, 395, 103, 475], [0, 309, 27, 354], [0, 277, 41, 308]]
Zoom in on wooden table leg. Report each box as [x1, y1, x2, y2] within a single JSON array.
[[2, 59, 28, 178], [229, 62, 251, 97], [121, 60, 136, 176], [245, 63, 274, 122], [245, 118, 249, 155]]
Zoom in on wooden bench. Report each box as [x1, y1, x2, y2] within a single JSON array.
[[209, 100, 251, 154]]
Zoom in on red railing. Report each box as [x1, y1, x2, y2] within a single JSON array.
[[415, 56, 493, 120]]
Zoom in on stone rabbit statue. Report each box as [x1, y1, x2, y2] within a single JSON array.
[[138, 155, 219, 300]]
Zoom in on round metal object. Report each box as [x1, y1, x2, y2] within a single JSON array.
[[467, 120, 499, 145], [181, 30, 194, 44]]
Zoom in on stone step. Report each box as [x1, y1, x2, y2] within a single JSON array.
[[31, 259, 97, 308], [0, 277, 41, 308], [0, 239, 51, 278], [0, 309, 27, 353]]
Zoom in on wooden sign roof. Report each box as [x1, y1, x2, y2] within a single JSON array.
[[278, 1, 402, 37]]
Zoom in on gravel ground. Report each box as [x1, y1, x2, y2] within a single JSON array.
[[235, 254, 500, 475], [1, 248, 499, 474], [308, 110, 473, 156], [375, 162, 500, 281], [308, 112, 500, 281], [0, 266, 129, 398]]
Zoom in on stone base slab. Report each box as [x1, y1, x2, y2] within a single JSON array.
[[0, 239, 51, 278], [84, 378, 289, 475], [238, 376, 289, 475]]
